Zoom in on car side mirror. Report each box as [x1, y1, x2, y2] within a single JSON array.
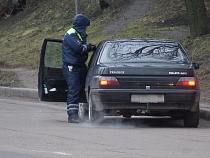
[[192, 63, 199, 70]]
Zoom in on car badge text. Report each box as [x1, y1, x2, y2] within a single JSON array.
[[169, 72, 187, 75], [109, 71, 125, 74]]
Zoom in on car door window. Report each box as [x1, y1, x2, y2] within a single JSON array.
[[44, 41, 62, 68]]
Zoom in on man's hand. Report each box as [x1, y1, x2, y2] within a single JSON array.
[[90, 44, 96, 51], [86, 44, 96, 52]]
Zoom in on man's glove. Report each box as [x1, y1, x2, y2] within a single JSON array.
[[86, 44, 96, 52], [91, 45, 97, 51], [90, 44, 96, 51]]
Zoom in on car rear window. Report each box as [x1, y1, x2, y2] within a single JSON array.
[[99, 41, 189, 64]]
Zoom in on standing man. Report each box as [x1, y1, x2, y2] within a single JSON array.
[[62, 14, 96, 123]]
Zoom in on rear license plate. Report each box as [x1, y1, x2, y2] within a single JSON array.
[[131, 94, 164, 103]]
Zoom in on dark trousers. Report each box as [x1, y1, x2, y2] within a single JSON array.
[[62, 63, 87, 118]]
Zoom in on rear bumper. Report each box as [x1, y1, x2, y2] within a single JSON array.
[[89, 89, 200, 112]]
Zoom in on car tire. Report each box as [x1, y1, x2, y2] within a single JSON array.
[[183, 108, 199, 128], [88, 94, 104, 123], [78, 103, 88, 121]]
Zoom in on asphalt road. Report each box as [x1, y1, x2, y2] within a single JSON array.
[[0, 97, 210, 158]]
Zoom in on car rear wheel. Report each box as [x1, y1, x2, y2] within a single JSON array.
[[183, 107, 199, 128], [78, 103, 88, 121], [88, 94, 104, 123]]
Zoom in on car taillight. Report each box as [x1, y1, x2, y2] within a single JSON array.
[[99, 76, 120, 86], [176, 77, 197, 87]]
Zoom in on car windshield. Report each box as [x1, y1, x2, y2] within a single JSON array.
[[99, 41, 189, 64]]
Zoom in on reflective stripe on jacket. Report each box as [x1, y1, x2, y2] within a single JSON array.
[[67, 28, 83, 41]]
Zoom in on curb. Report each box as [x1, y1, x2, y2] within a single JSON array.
[[0, 87, 38, 99], [0, 86, 209, 121]]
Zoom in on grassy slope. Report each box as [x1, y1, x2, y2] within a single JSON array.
[[0, 0, 130, 68], [0, 0, 209, 91]]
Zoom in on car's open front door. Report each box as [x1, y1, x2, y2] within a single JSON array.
[[38, 38, 67, 101]]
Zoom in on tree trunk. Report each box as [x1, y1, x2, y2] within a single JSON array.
[[185, 0, 210, 38]]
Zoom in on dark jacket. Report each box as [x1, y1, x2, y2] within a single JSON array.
[[62, 14, 91, 66]]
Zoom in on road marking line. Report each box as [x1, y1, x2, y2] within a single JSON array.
[[30, 149, 72, 156], [54, 152, 72, 156]]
